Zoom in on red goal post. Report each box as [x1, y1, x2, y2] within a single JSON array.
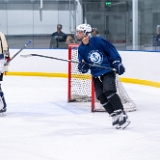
[[67, 44, 136, 112], [68, 44, 96, 111]]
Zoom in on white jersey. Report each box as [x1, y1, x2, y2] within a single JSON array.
[[0, 32, 10, 72], [0, 32, 9, 54]]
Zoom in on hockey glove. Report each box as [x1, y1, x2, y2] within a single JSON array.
[[78, 61, 90, 73], [3, 50, 10, 69], [4, 50, 10, 64], [112, 60, 125, 75]]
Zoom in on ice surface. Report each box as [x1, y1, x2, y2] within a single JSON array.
[[0, 76, 160, 160]]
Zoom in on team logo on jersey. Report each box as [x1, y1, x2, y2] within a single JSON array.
[[88, 50, 103, 64]]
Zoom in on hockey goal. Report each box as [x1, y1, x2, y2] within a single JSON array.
[[68, 44, 136, 112]]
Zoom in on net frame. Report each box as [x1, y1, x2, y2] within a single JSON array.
[[68, 44, 136, 112]]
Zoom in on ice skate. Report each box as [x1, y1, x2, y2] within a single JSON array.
[[114, 110, 130, 129], [110, 112, 121, 129], [0, 107, 7, 116]]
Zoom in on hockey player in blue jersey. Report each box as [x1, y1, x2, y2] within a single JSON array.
[[76, 24, 130, 129]]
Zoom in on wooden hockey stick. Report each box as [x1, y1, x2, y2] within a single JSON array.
[[5, 39, 32, 66], [20, 53, 115, 71]]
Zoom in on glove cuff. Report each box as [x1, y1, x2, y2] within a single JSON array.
[[112, 60, 120, 65]]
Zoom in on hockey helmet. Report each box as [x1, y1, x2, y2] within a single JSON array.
[[156, 25, 160, 34], [76, 24, 92, 35]]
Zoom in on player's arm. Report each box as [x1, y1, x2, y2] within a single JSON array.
[[0, 32, 10, 63], [0, 32, 10, 72], [77, 49, 90, 73], [99, 37, 125, 75]]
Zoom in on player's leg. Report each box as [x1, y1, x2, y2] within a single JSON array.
[[0, 87, 7, 112], [0, 95, 7, 116], [93, 77, 115, 113], [107, 93, 130, 129], [93, 77, 119, 127], [102, 72, 130, 129], [0, 74, 7, 114], [98, 94, 121, 128]]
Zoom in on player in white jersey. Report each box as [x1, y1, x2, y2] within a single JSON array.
[[0, 31, 10, 115]]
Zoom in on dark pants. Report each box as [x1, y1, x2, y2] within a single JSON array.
[[93, 71, 116, 99], [93, 71, 123, 114]]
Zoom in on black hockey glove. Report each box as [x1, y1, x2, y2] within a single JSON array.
[[112, 61, 125, 75], [78, 61, 90, 73]]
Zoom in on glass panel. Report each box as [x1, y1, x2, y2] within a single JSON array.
[[83, 1, 127, 50], [0, 0, 77, 49], [0, 3, 8, 34], [138, 0, 160, 51], [105, 1, 126, 50], [82, 0, 160, 51], [83, 2, 105, 38], [1, 0, 160, 51], [6, 3, 34, 48]]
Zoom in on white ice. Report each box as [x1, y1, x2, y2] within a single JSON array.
[[0, 76, 160, 160]]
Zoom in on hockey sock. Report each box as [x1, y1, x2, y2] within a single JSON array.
[[98, 94, 114, 114], [0, 85, 6, 109], [106, 93, 124, 111]]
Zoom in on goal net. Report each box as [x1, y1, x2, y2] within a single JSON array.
[[68, 44, 136, 112]]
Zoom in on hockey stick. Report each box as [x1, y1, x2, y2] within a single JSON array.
[[5, 39, 32, 66], [20, 54, 115, 71]]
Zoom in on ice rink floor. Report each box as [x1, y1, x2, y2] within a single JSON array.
[[0, 76, 160, 160]]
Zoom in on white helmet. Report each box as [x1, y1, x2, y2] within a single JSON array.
[[76, 24, 92, 35], [156, 25, 160, 34], [157, 25, 160, 28]]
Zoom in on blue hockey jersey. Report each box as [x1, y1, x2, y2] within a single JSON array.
[[78, 36, 122, 77]]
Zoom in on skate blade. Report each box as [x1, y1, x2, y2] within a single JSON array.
[[115, 121, 131, 129], [115, 125, 121, 129], [0, 112, 7, 117], [120, 121, 131, 129]]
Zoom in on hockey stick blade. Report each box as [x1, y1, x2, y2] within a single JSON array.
[[20, 54, 33, 58], [20, 53, 115, 71], [5, 39, 32, 66]]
